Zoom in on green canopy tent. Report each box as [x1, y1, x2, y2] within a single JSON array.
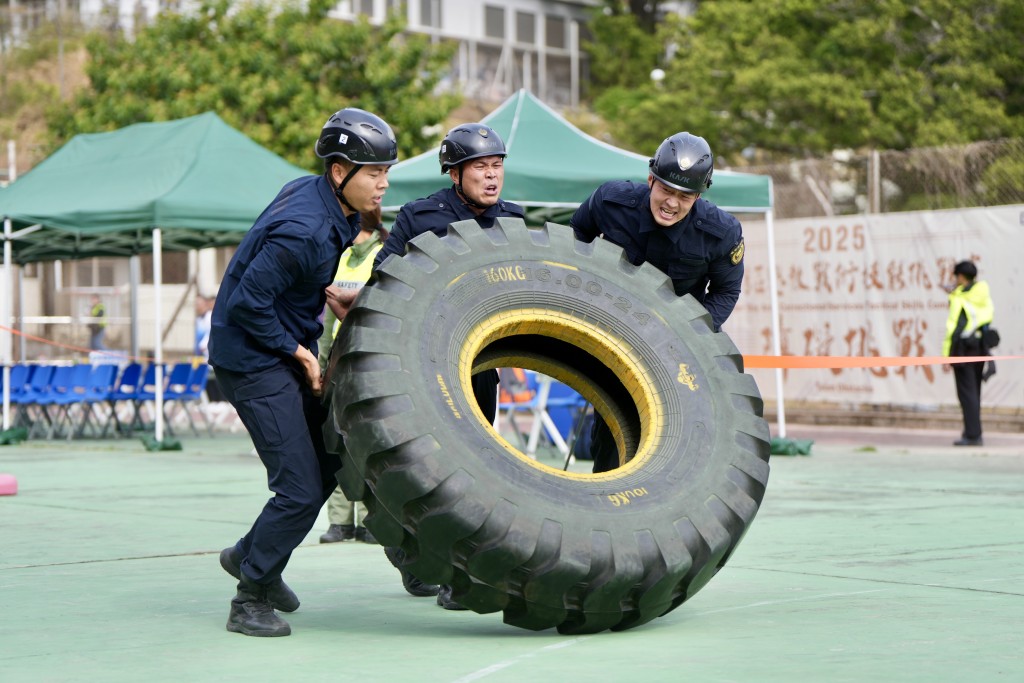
[[1, 111, 310, 262], [0, 112, 312, 444], [383, 89, 773, 220], [385, 89, 787, 437]]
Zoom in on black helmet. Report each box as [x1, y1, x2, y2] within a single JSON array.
[[316, 108, 398, 166], [649, 132, 714, 193], [439, 123, 506, 174]]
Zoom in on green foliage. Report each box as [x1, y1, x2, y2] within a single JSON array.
[[0, 80, 58, 117], [592, 0, 1024, 163], [47, 0, 459, 170], [980, 154, 1024, 206], [9, 24, 81, 68], [582, 4, 664, 97]]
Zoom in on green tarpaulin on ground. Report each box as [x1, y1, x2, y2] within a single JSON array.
[[0, 112, 311, 263], [383, 89, 773, 221]]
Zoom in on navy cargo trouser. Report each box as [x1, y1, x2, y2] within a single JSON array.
[[216, 363, 340, 584]]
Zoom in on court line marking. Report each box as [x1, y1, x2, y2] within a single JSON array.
[[450, 638, 588, 683]]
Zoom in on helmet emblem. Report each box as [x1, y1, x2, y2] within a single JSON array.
[[678, 156, 694, 170], [338, 134, 348, 144], [478, 128, 489, 137]]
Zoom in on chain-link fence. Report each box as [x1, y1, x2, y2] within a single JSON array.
[[745, 138, 1024, 220]]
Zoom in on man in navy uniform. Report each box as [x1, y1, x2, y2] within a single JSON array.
[[373, 122, 525, 610], [570, 132, 745, 473], [209, 108, 398, 637]]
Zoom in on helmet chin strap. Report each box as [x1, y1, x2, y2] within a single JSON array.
[[454, 166, 488, 210], [329, 163, 362, 213]]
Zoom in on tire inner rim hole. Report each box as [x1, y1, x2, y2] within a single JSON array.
[[473, 334, 642, 469]]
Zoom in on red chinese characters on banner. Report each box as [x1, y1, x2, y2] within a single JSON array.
[[741, 222, 983, 384]]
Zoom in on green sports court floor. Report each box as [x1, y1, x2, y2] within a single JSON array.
[[1, 425, 1021, 683]]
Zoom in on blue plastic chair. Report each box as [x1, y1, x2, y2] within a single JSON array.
[[43, 364, 94, 438], [2, 364, 32, 427], [14, 364, 56, 434], [102, 362, 143, 437], [27, 365, 78, 438], [3, 364, 30, 396], [67, 364, 119, 438], [164, 363, 213, 437], [128, 364, 168, 434], [148, 363, 191, 437], [499, 370, 588, 460], [544, 380, 588, 440]]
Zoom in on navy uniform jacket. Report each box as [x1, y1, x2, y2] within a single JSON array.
[[374, 185, 525, 270], [570, 180, 744, 330], [209, 174, 361, 375]]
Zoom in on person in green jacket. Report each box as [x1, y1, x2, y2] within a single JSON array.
[[317, 207, 387, 543], [942, 260, 994, 446]]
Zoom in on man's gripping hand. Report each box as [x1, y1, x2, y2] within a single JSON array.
[[293, 345, 323, 397], [326, 285, 359, 321]]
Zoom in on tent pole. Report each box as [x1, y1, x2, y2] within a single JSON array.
[[17, 266, 25, 362], [153, 229, 164, 443], [2, 218, 11, 431], [129, 255, 140, 360], [764, 207, 786, 438]]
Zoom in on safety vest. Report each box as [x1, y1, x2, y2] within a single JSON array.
[[943, 280, 994, 356], [331, 243, 382, 335], [90, 302, 107, 329]]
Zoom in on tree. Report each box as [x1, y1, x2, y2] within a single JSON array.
[[47, 0, 459, 169], [582, 0, 667, 97], [589, 0, 1024, 163]]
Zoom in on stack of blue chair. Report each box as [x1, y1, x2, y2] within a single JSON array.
[[13, 365, 56, 435], [102, 362, 143, 437], [67, 364, 120, 439], [164, 363, 213, 437], [3, 360, 214, 441], [35, 364, 92, 438]]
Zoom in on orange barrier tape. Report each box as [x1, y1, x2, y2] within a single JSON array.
[[743, 355, 1019, 369], [0, 324, 165, 364], [0, 323, 1013, 371]]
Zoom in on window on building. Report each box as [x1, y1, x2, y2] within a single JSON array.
[[485, 5, 505, 40], [545, 14, 566, 49], [356, 0, 375, 17], [419, 0, 441, 28], [516, 11, 535, 45]]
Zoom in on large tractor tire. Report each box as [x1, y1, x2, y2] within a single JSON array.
[[324, 218, 770, 634]]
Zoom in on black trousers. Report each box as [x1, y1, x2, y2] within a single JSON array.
[[472, 369, 499, 423], [953, 360, 984, 440], [217, 364, 340, 584], [589, 413, 620, 473]]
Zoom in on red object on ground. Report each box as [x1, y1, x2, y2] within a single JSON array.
[[0, 473, 17, 495]]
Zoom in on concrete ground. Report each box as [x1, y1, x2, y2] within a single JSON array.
[[1, 423, 1022, 683]]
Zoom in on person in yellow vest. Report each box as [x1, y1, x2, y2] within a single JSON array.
[[317, 208, 387, 543], [88, 294, 108, 350], [942, 260, 995, 446]]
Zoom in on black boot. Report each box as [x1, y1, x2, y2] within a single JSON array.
[[320, 524, 355, 543], [220, 547, 300, 612], [355, 526, 378, 544], [436, 584, 468, 611], [383, 545, 439, 597], [226, 578, 291, 637]]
